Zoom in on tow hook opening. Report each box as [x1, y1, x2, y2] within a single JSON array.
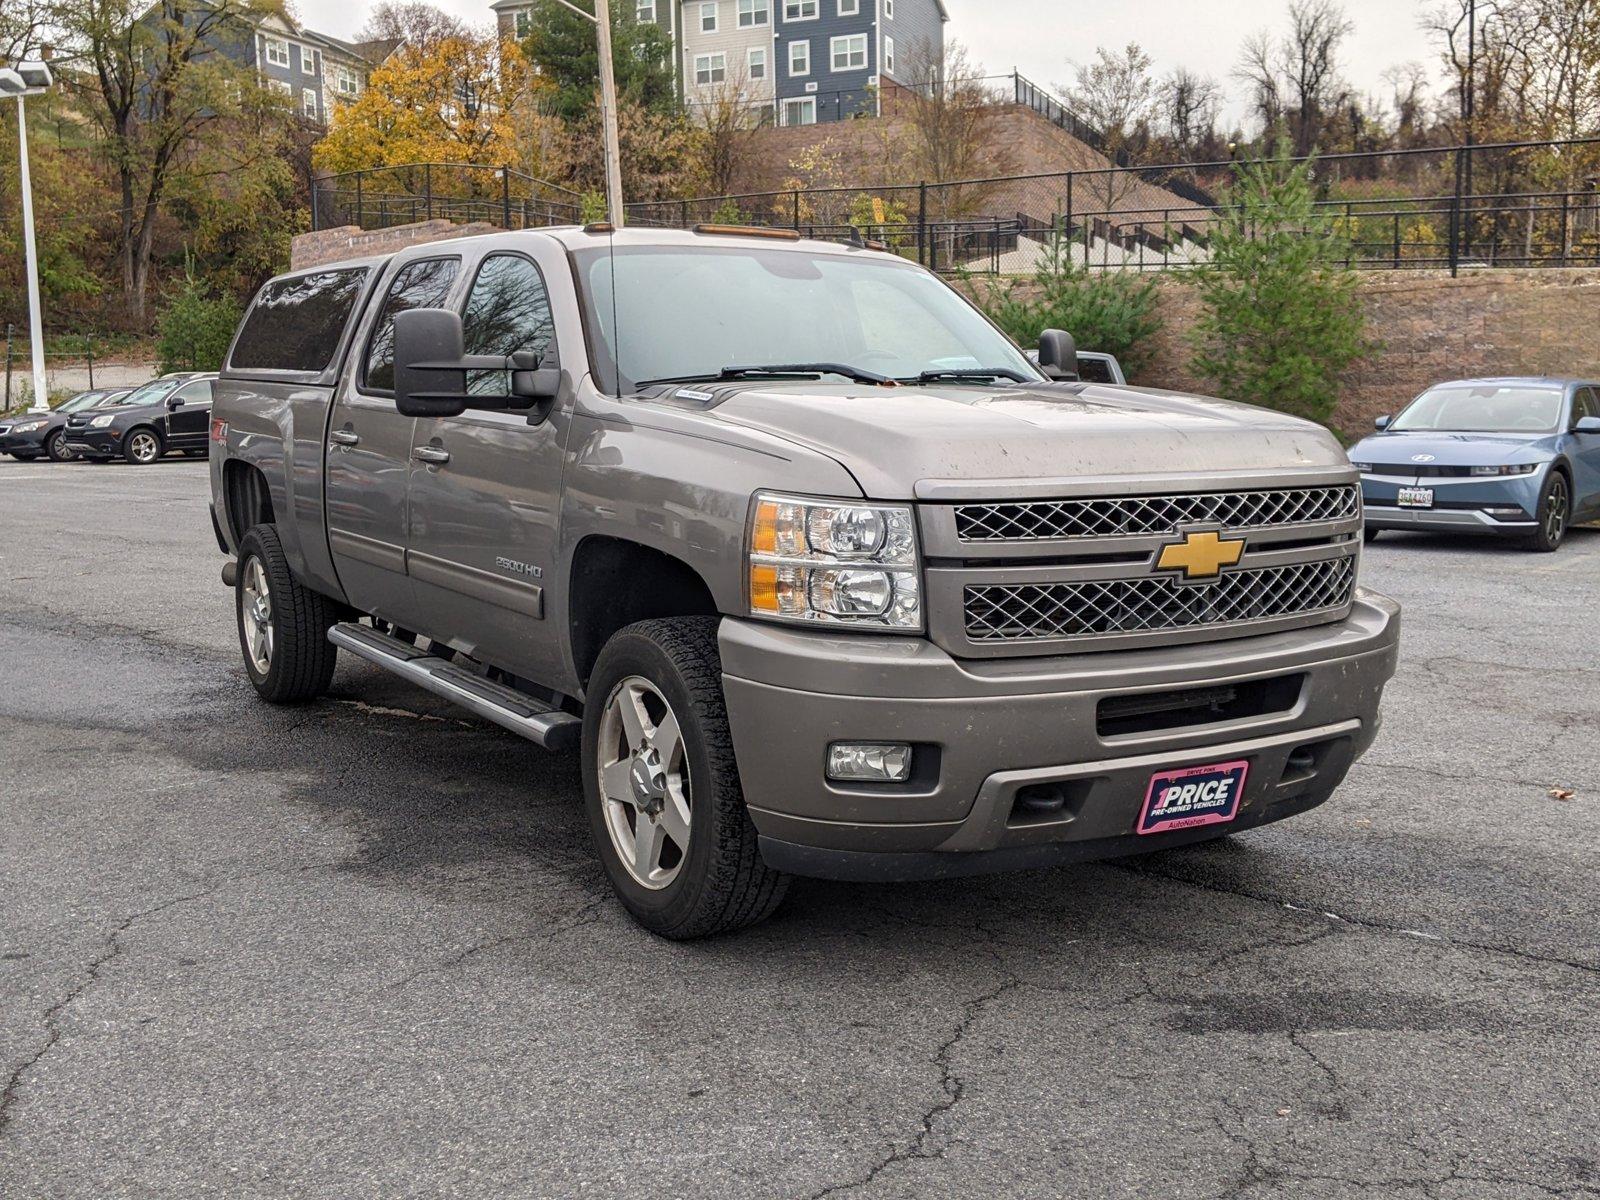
[[1009, 781, 1091, 829]]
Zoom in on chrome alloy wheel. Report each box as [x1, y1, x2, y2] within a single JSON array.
[[240, 557, 275, 675], [128, 431, 160, 463], [597, 676, 692, 890], [1545, 475, 1569, 546]]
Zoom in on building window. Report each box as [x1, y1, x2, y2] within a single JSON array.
[[738, 0, 770, 27], [831, 33, 866, 72], [267, 78, 292, 96], [700, 2, 718, 31], [883, 34, 894, 74], [838, 0, 859, 13], [636, 1, 655, 19], [302, 88, 318, 118], [783, 0, 817, 19], [884, 0, 893, 15], [782, 97, 817, 125], [747, 47, 767, 79], [695, 53, 726, 85], [788, 39, 810, 76], [263, 36, 289, 68], [514, 10, 532, 38]]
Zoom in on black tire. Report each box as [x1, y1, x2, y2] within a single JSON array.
[[122, 426, 163, 465], [1363, 527, 1381, 544], [45, 430, 75, 462], [235, 524, 339, 704], [1524, 470, 1570, 553], [582, 616, 789, 939]]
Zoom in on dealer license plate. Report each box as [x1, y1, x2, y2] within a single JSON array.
[[1397, 487, 1434, 508], [1138, 760, 1249, 836]]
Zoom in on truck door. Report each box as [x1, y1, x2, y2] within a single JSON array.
[[403, 249, 569, 684], [165, 378, 213, 449], [326, 255, 461, 626]]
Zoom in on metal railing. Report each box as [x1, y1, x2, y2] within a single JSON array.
[[311, 164, 584, 234], [309, 138, 1600, 277]]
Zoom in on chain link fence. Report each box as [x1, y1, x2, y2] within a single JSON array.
[[1, 327, 159, 412]]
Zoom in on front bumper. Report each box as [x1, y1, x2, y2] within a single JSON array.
[[1361, 471, 1542, 535], [721, 591, 1400, 880], [0, 425, 51, 454], [64, 428, 122, 456]]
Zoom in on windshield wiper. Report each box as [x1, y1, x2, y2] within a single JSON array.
[[637, 363, 891, 389], [904, 368, 1031, 384]]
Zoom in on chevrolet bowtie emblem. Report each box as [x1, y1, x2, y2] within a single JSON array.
[[1155, 530, 1246, 581]]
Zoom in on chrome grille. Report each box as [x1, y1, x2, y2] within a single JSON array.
[[954, 486, 1359, 542], [964, 558, 1356, 643]]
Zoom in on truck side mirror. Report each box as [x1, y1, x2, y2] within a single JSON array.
[[1374, 415, 1392, 430], [1037, 329, 1079, 381], [394, 308, 470, 419], [510, 349, 562, 427]]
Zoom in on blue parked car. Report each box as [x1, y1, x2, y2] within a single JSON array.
[[1349, 378, 1600, 552]]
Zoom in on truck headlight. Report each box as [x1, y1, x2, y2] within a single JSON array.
[[748, 493, 921, 630], [89, 414, 116, 429]]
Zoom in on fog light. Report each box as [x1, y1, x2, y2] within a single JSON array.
[[826, 742, 912, 783], [1484, 506, 1525, 519]]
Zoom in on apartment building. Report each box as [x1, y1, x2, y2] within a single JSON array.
[[489, 0, 944, 126]]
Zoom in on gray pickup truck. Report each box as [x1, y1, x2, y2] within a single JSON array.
[[211, 225, 1399, 938]]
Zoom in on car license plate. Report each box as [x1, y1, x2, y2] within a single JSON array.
[[1138, 760, 1249, 836], [1397, 487, 1434, 508]]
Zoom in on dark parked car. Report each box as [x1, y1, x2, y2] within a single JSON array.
[[64, 373, 215, 465], [0, 387, 130, 462], [1350, 377, 1600, 552]]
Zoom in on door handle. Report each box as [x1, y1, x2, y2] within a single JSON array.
[[330, 429, 360, 446], [413, 445, 451, 465]]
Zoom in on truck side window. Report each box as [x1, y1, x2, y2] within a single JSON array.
[[461, 254, 555, 396], [363, 258, 460, 394]]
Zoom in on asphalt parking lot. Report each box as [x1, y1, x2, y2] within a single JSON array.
[[1, 456, 1597, 1200]]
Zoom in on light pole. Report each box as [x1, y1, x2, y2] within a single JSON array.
[[546, 0, 625, 227], [1, 62, 54, 413]]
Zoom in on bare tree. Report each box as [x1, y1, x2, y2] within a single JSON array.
[[1063, 41, 1157, 162], [359, 2, 471, 51], [897, 41, 1004, 210], [1235, 0, 1355, 154], [690, 66, 766, 197], [0, 0, 50, 65], [1159, 67, 1224, 160]]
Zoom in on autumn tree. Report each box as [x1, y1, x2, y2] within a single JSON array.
[[519, 0, 675, 123], [896, 41, 1009, 211], [314, 34, 530, 175], [55, 0, 292, 318], [1063, 43, 1158, 221], [689, 67, 767, 197], [1158, 68, 1225, 161]]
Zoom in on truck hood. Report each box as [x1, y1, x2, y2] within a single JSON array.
[[697, 381, 1349, 499]]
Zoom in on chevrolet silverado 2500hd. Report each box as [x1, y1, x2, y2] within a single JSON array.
[[210, 225, 1399, 938]]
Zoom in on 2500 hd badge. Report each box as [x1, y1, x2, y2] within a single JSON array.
[[209, 225, 1399, 938]]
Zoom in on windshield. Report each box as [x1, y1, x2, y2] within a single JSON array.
[[115, 378, 184, 407], [60, 392, 106, 412], [574, 244, 1039, 394], [1391, 384, 1566, 434]]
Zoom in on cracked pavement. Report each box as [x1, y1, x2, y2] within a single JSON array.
[[1, 458, 1598, 1199]]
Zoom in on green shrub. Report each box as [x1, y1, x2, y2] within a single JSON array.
[[1189, 145, 1368, 424], [710, 197, 743, 225], [580, 192, 610, 224], [972, 237, 1163, 376], [156, 271, 243, 374]]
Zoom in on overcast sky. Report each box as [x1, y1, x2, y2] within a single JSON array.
[[294, 0, 1442, 128]]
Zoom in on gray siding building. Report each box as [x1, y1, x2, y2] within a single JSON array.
[[768, 0, 946, 126]]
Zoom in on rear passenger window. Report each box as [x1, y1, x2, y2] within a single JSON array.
[[230, 268, 368, 374], [462, 254, 555, 396], [363, 258, 460, 393], [173, 380, 213, 405]]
